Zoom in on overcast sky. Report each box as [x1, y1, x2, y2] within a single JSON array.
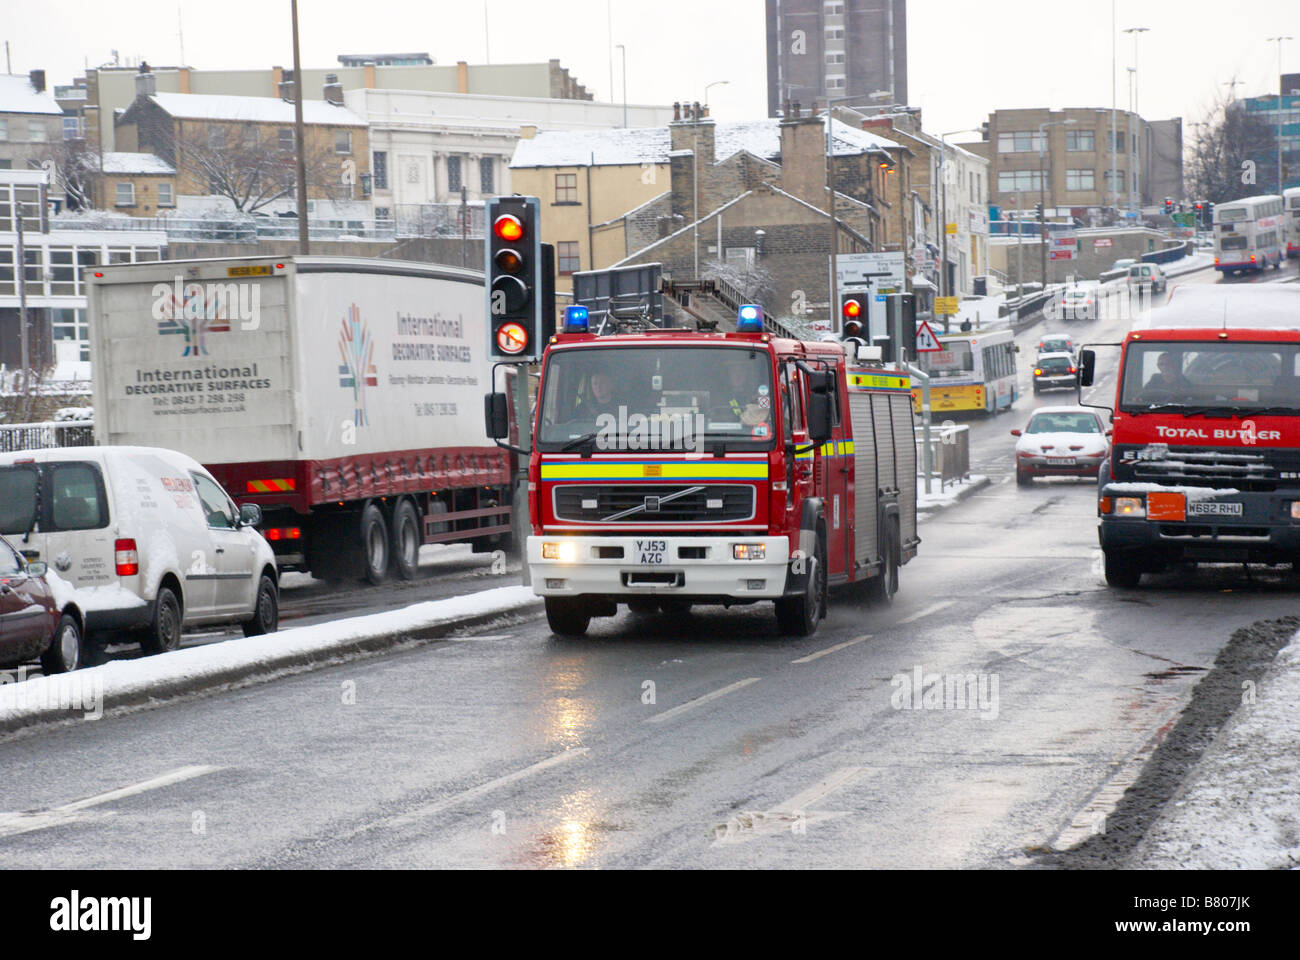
[[5, 0, 1297, 140]]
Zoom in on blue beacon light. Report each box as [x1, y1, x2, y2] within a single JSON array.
[[564, 305, 590, 333], [736, 304, 764, 332]]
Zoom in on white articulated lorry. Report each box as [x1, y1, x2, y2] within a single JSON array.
[[88, 256, 516, 583]]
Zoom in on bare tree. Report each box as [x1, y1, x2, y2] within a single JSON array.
[[49, 139, 101, 211], [169, 123, 357, 214], [702, 257, 776, 308], [1187, 90, 1279, 203]]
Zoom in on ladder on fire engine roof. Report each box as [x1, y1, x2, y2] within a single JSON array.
[[658, 278, 803, 340]]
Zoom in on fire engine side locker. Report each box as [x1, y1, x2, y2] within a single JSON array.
[[846, 367, 918, 576]]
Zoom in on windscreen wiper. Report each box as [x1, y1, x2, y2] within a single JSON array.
[[559, 433, 599, 456]]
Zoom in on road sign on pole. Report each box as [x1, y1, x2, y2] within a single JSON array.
[[915, 320, 942, 352]]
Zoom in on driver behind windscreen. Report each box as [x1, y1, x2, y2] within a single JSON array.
[[719, 356, 771, 427]]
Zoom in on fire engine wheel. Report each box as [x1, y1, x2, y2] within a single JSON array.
[[868, 521, 899, 605], [391, 500, 421, 581], [359, 504, 390, 585], [775, 536, 826, 637], [1103, 549, 1143, 589], [545, 598, 591, 637]]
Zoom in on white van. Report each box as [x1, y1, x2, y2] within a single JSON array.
[[0, 446, 278, 654]]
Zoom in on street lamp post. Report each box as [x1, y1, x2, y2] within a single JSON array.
[[1123, 27, 1150, 212], [616, 44, 627, 128], [1038, 118, 1076, 286], [1267, 36, 1292, 195]]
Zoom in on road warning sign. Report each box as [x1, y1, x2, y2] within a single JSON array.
[[915, 321, 942, 353]]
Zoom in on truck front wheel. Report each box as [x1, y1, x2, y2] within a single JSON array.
[[775, 536, 826, 636], [1103, 548, 1143, 588], [546, 597, 591, 637]]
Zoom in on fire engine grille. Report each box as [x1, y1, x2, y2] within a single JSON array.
[[1116, 445, 1280, 491], [552, 484, 756, 523]]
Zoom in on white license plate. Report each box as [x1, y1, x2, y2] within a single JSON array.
[[635, 539, 667, 564], [1189, 502, 1243, 516], [1046, 457, 1077, 466]]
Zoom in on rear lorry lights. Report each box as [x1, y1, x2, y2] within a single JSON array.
[[264, 527, 302, 542], [114, 539, 140, 576]]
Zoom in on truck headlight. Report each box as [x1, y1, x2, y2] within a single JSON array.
[[1113, 497, 1145, 517], [1290, 502, 1300, 520], [542, 541, 578, 562], [733, 543, 766, 560]]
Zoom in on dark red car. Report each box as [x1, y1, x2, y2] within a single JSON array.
[[0, 535, 85, 673]]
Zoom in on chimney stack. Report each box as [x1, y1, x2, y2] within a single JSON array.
[[779, 112, 827, 206], [324, 73, 343, 105], [29, 69, 46, 93], [278, 68, 295, 102], [134, 72, 156, 98]]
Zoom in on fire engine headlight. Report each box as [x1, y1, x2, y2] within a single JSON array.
[[1113, 496, 1146, 517], [542, 541, 578, 563], [733, 543, 766, 560]]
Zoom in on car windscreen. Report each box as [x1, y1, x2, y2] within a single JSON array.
[[536, 345, 777, 452], [0, 466, 38, 536], [1121, 341, 1300, 413], [1026, 413, 1100, 434]]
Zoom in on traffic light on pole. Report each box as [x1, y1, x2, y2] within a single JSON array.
[[486, 195, 543, 362], [840, 291, 865, 339]]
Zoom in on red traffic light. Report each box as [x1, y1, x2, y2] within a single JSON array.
[[494, 214, 525, 243], [842, 298, 862, 319]]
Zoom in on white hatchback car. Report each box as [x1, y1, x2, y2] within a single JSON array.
[[1011, 407, 1110, 485], [0, 446, 278, 654]]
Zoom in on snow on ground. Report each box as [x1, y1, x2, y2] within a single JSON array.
[[1132, 629, 1300, 869], [0, 584, 537, 726], [1163, 250, 1215, 277], [917, 474, 987, 512]]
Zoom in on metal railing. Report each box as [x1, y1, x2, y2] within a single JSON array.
[[917, 422, 970, 490], [0, 421, 96, 453]]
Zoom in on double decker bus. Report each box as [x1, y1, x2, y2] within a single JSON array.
[[1213, 194, 1285, 275], [1284, 187, 1300, 259], [912, 327, 1018, 415]]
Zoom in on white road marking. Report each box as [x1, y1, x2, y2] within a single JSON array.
[[647, 677, 761, 724], [791, 636, 870, 664], [0, 765, 222, 840], [713, 766, 868, 843], [345, 748, 590, 838], [897, 600, 956, 625]]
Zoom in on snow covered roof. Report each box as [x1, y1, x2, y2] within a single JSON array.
[[510, 116, 892, 169], [1137, 285, 1300, 331], [100, 152, 175, 175], [0, 74, 63, 115], [148, 92, 366, 127]]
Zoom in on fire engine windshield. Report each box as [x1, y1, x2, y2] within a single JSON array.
[[1120, 341, 1300, 414], [536, 346, 777, 452]]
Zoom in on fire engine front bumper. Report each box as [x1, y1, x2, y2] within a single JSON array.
[[527, 535, 792, 600]]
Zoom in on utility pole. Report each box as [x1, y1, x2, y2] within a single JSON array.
[[617, 44, 627, 128], [291, 0, 310, 255], [1123, 27, 1150, 212]]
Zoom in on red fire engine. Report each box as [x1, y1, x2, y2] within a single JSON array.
[[488, 306, 919, 636]]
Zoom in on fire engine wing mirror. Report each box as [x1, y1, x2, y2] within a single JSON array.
[[805, 371, 835, 445], [1079, 349, 1096, 388], [484, 392, 510, 440]]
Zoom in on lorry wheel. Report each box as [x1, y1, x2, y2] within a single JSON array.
[[1103, 549, 1143, 588], [545, 598, 591, 637], [391, 500, 421, 581], [627, 599, 659, 616], [40, 613, 85, 674], [359, 504, 390, 585], [141, 586, 183, 655], [242, 574, 279, 637], [775, 536, 826, 636]]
